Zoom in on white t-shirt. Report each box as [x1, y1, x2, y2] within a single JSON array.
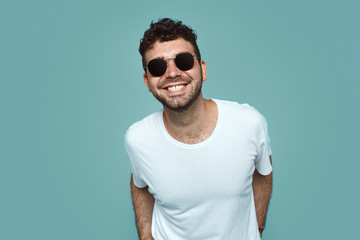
[[125, 99, 272, 240]]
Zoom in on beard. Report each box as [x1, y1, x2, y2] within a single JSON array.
[[152, 74, 203, 113]]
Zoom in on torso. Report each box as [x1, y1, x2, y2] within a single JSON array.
[[125, 99, 272, 240]]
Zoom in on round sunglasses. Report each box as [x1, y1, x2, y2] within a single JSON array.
[[144, 52, 200, 77]]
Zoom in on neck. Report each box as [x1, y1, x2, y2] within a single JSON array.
[[162, 94, 218, 144]]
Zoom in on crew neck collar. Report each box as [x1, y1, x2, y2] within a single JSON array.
[[158, 99, 223, 149]]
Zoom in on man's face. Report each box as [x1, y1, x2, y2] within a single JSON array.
[[143, 38, 207, 112]]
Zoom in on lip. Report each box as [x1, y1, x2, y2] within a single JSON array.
[[162, 83, 188, 95], [162, 82, 189, 89]]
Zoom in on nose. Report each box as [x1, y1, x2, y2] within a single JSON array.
[[164, 58, 181, 78]]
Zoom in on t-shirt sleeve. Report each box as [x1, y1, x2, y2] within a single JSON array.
[[254, 112, 273, 175], [124, 130, 148, 188]]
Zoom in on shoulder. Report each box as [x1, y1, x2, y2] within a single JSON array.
[[124, 110, 162, 147], [215, 99, 266, 124]]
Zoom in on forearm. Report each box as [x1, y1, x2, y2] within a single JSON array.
[[131, 175, 155, 240], [252, 157, 273, 229]]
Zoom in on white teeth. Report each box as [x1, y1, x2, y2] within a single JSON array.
[[167, 85, 184, 91]]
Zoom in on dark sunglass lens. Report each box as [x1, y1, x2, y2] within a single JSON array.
[[148, 59, 167, 76], [175, 53, 194, 71]]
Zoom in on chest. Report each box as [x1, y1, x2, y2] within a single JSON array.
[[144, 138, 257, 209]]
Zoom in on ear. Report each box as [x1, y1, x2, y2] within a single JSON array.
[[143, 73, 151, 92], [200, 60, 207, 82]]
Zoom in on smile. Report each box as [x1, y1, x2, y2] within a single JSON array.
[[167, 85, 185, 91]]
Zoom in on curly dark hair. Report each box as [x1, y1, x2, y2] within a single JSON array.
[[139, 18, 201, 70]]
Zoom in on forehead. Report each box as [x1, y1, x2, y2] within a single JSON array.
[[144, 38, 195, 61]]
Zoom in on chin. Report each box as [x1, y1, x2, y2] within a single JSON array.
[[167, 102, 193, 112], [155, 80, 203, 112], [164, 93, 201, 113]]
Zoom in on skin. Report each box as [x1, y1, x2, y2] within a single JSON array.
[[253, 156, 273, 238], [130, 175, 154, 240], [142, 38, 216, 144], [131, 38, 273, 239], [143, 38, 207, 113]]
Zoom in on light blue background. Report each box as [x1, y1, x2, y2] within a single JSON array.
[[1, 0, 359, 239]]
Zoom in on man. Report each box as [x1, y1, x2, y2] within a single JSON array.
[[125, 18, 273, 240]]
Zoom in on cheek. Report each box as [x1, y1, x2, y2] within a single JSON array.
[[186, 66, 202, 79], [194, 68, 203, 81], [148, 78, 162, 91]]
